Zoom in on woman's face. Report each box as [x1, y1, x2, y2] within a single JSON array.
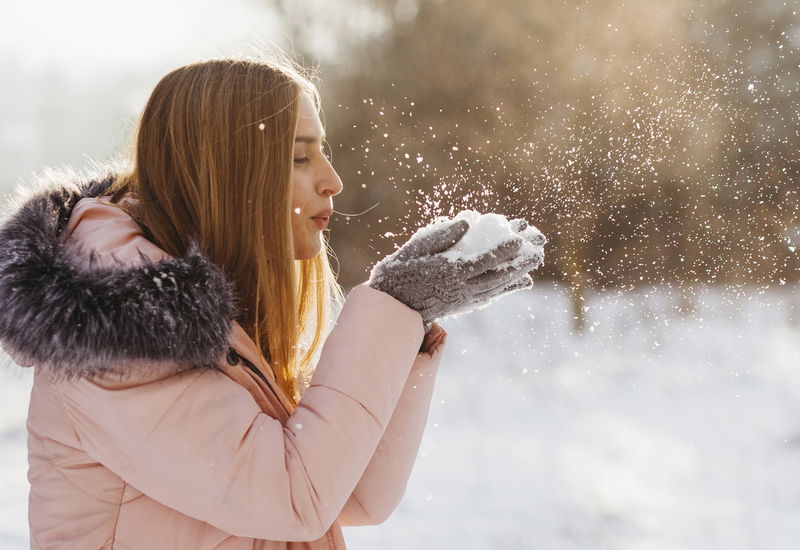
[[291, 92, 343, 260]]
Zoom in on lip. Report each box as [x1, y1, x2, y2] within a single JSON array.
[[311, 216, 329, 230], [312, 208, 333, 218]]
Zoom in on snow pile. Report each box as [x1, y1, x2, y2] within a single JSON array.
[[343, 283, 800, 550]]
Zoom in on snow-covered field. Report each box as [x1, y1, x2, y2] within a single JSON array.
[[1, 283, 799, 549]]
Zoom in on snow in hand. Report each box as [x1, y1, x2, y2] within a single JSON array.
[[429, 210, 546, 270]]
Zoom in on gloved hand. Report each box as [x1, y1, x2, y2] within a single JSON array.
[[509, 218, 547, 246], [367, 218, 541, 326], [441, 217, 546, 319]]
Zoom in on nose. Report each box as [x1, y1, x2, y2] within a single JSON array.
[[318, 158, 343, 197]]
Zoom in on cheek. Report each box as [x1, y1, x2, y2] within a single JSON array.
[[290, 171, 301, 201], [290, 211, 305, 242], [289, 179, 304, 223], [291, 178, 313, 211]]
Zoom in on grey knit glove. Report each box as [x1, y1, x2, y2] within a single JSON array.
[[441, 218, 546, 319], [368, 218, 541, 324], [509, 218, 547, 246]]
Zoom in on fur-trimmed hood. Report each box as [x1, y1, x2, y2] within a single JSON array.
[[0, 172, 237, 378]]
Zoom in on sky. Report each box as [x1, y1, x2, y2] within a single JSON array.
[[0, 0, 289, 190], [0, 0, 283, 76]]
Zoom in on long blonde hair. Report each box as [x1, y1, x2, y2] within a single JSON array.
[[109, 57, 343, 407]]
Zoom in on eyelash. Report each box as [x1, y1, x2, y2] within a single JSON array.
[[294, 149, 329, 165]]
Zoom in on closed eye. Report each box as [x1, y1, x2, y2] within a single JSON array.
[[294, 157, 310, 165]]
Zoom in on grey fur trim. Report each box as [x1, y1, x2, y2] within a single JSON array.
[[0, 173, 237, 378]]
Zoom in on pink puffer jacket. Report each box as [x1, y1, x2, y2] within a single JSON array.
[[0, 177, 446, 549]]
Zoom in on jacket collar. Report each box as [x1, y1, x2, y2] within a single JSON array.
[[0, 173, 237, 379]]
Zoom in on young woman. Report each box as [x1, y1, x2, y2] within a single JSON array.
[[0, 57, 540, 549]]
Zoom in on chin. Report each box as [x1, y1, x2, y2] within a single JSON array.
[[294, 240, 323, 260]]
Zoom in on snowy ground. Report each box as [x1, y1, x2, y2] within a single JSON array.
[[1, 282, 799, 549]]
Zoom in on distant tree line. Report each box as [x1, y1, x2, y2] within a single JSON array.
[[273, 0, 800, 326]]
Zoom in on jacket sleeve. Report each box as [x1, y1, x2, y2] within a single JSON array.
[[338, 327, 445, 526], [55, 284, 424, 542]]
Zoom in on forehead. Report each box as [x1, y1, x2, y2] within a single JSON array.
[[296, 92, 323, 137]]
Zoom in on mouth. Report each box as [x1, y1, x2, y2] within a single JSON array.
[[311, 216, 330, 230]]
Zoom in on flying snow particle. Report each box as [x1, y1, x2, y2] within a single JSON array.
[[258, 122, 266, 130]]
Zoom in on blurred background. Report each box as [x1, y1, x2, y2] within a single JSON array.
[[1, 0, 799, 548]]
